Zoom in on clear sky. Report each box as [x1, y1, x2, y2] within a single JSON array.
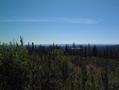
[[0, 0, 119, 44]]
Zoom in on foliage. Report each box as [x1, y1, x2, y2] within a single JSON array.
[[0, 40, 119, 90]]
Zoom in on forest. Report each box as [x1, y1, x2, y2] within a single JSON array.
[[0, 37, 119, 90]]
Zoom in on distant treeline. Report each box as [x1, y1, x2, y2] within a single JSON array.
[[0, 37, 119, 90], [26, 42, 119, 59]]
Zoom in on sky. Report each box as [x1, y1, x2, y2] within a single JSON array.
[[0, 0, 119, 44]]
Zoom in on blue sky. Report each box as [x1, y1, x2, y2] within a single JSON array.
[[0, 0, 119, 44]]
